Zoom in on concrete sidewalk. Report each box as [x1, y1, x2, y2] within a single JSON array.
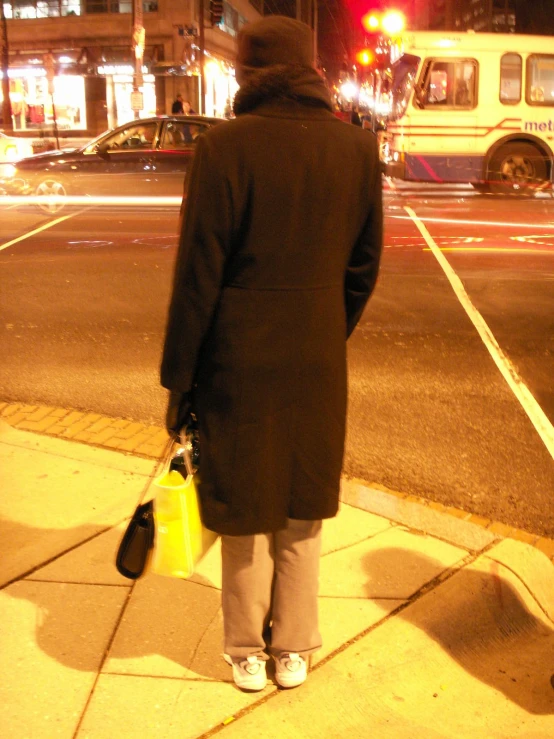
[[1, 418, 553, 738]]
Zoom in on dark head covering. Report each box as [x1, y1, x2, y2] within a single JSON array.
[[234, 15, 332, 115], [236, 15, 314, 84]]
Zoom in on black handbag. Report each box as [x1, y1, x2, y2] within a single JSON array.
[[116, 500, 155, 579]]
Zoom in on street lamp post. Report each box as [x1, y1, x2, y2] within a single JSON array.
[[132, 0, 145, 120], [199, 0, 206, 115], [1, 4, 12, 132]]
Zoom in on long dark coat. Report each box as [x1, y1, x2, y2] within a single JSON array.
[[161, 70, 383, 536]]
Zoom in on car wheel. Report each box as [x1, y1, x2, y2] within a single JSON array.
[[487, 143, 549, 197], [35, 176, 69, 213]]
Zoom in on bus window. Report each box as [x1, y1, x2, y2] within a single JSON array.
[[419, 59, 477, 109], [527, 55, 554, 105], [500, 53, 522, 104]]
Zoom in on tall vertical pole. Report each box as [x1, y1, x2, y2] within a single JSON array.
[[313, 0, 318, 65], [132, 0, 145, 120], [1, 5, 12, 132], [303, 0, 312, 26], [198, 0, 205, 114], [445, 0, 455, 30], [296, 0, 316, 58]]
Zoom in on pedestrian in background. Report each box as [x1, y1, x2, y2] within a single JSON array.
[[223, 98, 234, 119], [161, 15, 382, 692], [182, 100, 196, 115], [350, 110, 362, 126], [171, 94, 184, 114]]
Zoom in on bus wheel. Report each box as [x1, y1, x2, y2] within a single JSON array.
[[487, 143, 548, 196]]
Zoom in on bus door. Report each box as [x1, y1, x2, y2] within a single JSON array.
[[407, 58, 480, 182]]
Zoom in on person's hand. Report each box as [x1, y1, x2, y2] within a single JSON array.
[[165, 391, 192, 439]]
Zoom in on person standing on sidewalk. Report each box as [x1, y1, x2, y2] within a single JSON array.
[[171, 94, 184, 114], [161, 15, 383, 692]]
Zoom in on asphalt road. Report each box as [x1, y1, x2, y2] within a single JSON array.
[[1, 184, 553, 536]]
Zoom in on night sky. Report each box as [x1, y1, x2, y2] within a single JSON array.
[[262, 0, 554, 82], [262, 0, 360, 79]]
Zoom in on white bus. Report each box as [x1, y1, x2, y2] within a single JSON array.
[[381, 31, 554, 194]]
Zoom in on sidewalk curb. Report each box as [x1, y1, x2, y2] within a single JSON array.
[[341, 478, 498, 552], [2, 401, 554, 564]]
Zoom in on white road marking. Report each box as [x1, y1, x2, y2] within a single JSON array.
[[511, 235, 554, 247], [405, 205, 554, 461], [424, 247, 554, 254], [391, 214, 554, 230], [0, 195, 182, 207], [0, 211, 83, 253]]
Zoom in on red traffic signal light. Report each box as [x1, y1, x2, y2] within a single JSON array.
[[210, 0, 224, 26], [355, 49, 374, 67], [362, 13, 380, 33], [361, 10, 405, 36]]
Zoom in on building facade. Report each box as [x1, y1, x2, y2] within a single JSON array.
[[1, 0, 262, 137], [402, 1, 515, 32]]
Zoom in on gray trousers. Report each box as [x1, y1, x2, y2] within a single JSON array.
[[221, 518, 323, 660]]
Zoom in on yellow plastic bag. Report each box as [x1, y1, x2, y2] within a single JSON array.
[[151, 468, 218, 579]]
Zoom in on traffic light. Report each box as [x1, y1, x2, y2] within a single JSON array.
[[362, 12, 380, 34], [361, 10, 405, 37], [381, 10, 405, 36], [210, 0, 224, 27], [355, 49, 374, 67]]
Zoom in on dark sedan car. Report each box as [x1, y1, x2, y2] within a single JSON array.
[[0, 115, 222, 211]]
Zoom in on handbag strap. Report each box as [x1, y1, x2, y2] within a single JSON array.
[[178, 429, 195, 477], [137, 436, 174, 505]]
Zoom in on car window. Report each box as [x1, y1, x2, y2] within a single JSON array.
[[101, 122, 158, 151], [161, 121, 210, 149]]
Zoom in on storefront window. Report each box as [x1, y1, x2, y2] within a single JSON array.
[[0, 71, 87, 130], [50, 75, 87, 129], [204, 59, 237, 118], [111, 74, 156, 125]]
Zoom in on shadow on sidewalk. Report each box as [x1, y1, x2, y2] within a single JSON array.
[[362, 548, 554, 715], [5, 519, 554, 702], [2, 517, 228, 681]]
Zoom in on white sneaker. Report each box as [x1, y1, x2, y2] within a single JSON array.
[[224, 654, 267, 691], [273, 652, 307, 688]]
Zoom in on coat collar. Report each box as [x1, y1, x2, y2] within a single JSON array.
[[233, 64, 333, 117], [238, 99, 338, 121]]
